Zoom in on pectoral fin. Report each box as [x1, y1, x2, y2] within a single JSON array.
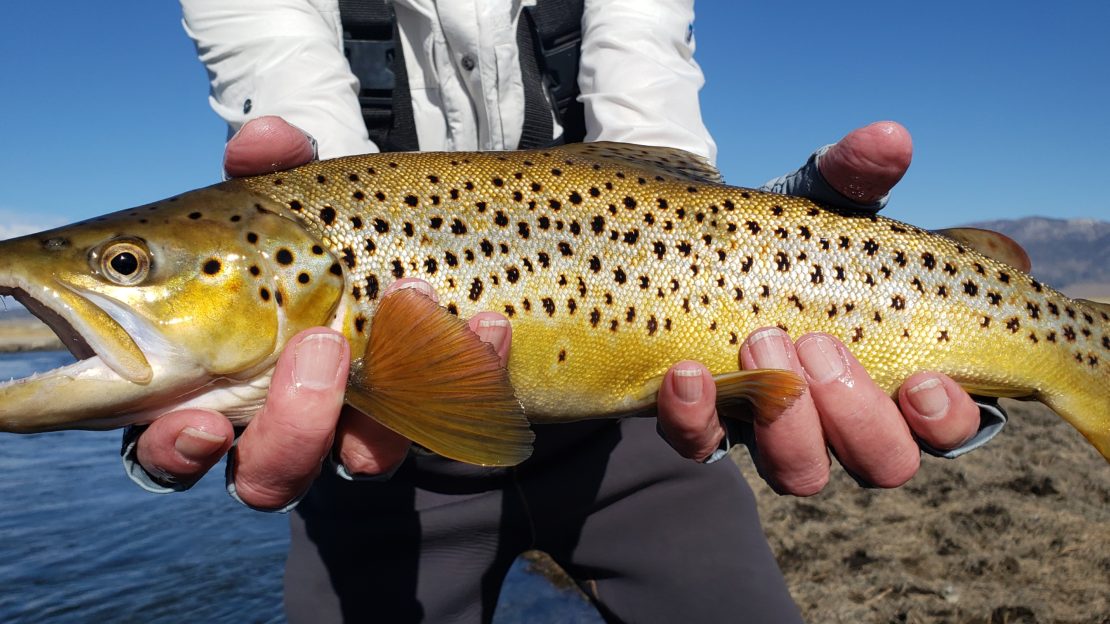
[[346, 288, 533, 467]]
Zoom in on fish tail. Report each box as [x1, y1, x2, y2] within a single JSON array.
[[1041, 299, 1110, 463]]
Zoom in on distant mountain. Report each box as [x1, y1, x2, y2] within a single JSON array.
[[962, 217, 1109, 292]]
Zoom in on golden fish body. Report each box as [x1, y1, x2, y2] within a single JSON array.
[[0, 143, 1106, 465]]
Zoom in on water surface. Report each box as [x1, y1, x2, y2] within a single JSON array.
[[0, 351, 600, 623]]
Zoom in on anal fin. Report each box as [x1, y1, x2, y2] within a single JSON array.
[[713, 369, 807, 425], [346, 288, 534, 467]]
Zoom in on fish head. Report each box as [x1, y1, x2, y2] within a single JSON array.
[[0, 185, 344, 432]]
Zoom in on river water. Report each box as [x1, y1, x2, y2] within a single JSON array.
[[0, 351, 600, 623]]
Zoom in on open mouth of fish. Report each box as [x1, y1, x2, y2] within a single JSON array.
[[0, 286, 108, 385]]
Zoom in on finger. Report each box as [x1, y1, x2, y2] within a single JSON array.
[[740, 328, 830, 496], [656, 361, 725, 461], [332, 278, 440, 476], [223, 115, 318, 178], [817, 121, 913, 205], [469, 312, 512, 366], [795, 333, 920, 487], [233, 328, 350, 509], [135, 409, 234, 487], [898, 372, 981, 450]]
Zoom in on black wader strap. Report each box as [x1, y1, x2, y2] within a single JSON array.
[[339, 0, 585, 151], [339, 0, 418, 152], [523, 0, 586, 146]]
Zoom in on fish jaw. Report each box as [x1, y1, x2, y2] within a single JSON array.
[[0, 184, 343, 432], [0, 282, 208, 432]]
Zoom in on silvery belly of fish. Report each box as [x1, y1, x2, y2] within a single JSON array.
[[0, 142, 1106, 466]]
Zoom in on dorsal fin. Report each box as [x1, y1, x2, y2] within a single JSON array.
[[935, 227, 1032, 272], [557, 142, 724, 184], [1076, 299, 1110, 317]]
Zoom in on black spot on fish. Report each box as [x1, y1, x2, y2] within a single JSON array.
[[374, 219, 390, 233], [542, 298, 556, 316], [944, 262, 958, 276], [350, 216, 363, 230], [741, 257, 754, 273], [862, 239, 879, 256], [558, 242, 574, 256], [852, 327, 864, 343], [771, 205, 783, 216], [987, 292, 1002, 306], [276, 249, 294, 265], [998, 271, 1011, 283], [1007, 318, 1021, 333], [259, 287, 271, 301], [450, 218, 467, 235], [774, 252, 791, 271], [494, 211, 509, 227], [537, 252, 550, 268], [623, 230, 639, 245], [298, 272, 310, 284], [745, 221, 761, 234], [839, 236, 851, 250], [203, 259, 221, 275], [365, 275, 379, 299], [365, 239, 376, 253], [375, 191, 386, 201], [353, 191, 366, 201], [355, 316, 366, 333], [613, 267, 627, 284], [189, 211, 203, 220], [404, 195, 419, 207], [921, 252, 936, 270], [938, 330, 950, 342], [390, 261, 404, 278], [937, 285, 948, 297], [1026, 302, 1041, 319], [891, 295, 906, 310], [247, 232, 259, 244], [320, 207, 337, 225], [774, 227, 789, 239], [430, 217, 444, 229], [981, 316, 991, 328], [517, 222, 531, 239], [963, 281, 978, 296], [249, 265, 261, 277]]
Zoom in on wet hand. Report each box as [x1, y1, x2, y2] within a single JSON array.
[[656, 121, 982, 494]]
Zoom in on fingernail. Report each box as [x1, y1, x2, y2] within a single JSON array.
[[746, 328, 793, 369], [475, 318, 511, 351], [392, 279, 437, 301], [294, 333, 345, 390], [673, 366, 703, 403], [797, 335, 846, 383], [175, 427, 227, 462], [907, 377, 949, 419]]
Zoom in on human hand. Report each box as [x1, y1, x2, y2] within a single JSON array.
[[131, 117, 512, 509], [656, 122, 983, 495]]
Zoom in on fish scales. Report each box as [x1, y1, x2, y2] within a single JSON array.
[[234, 144, 1109, 448], [0, 142, 1106, 463]]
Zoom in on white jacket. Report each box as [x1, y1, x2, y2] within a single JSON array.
[[180, 0, 716, 161]]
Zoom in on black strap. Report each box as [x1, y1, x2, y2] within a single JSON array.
[[339, 0, 585, 151], [523, 0, 586, 145], [339, 0, 417, 151]]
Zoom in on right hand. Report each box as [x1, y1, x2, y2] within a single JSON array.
[[133, 117, 513, 510]]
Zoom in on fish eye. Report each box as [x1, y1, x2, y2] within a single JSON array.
[[98, 240, 151, 286]]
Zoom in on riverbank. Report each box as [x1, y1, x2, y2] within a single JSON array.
[[0, 312, 63, 352]]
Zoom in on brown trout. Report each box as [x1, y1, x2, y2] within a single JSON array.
[[0, 142, 1107, 465]]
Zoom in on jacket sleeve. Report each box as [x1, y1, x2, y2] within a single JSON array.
[[578, 0, 717, 162], [180, 0, 375, 158]]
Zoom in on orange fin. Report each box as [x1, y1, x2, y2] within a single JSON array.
[[346, 288, 533, 467], [713, 369, 807, 425], [936, 227, 1032, 272]]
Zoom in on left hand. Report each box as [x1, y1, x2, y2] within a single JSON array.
[[656, 121, 983, 494]]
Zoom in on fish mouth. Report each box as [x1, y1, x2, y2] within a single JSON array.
[[0, 286, 96, 362]]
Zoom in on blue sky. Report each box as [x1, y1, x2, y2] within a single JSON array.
[[0, 1, 1107, 239]]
